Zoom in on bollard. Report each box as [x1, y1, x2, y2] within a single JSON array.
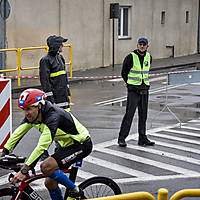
[[158, 188, 168, 200]]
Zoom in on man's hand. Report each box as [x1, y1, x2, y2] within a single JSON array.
[[11, 171, 26, 184], [68, 96, 72, 104]]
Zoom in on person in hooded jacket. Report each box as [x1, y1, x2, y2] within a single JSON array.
[[39, 35, 71, 160], [39, 35, 71, 110]]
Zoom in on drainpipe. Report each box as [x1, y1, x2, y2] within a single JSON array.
[[198, 0, 200, 53], [58, 0, 61, 35]]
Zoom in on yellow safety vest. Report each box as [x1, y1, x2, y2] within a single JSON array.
[[127, 52, 151, 85]]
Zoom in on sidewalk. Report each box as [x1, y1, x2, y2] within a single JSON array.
[[10, 53, 200, 97]]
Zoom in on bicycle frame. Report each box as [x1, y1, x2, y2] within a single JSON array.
[[4, 161, 82, 200]]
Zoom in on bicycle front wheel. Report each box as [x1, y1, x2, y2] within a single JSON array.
[[0, 188, 15, 199], [0, 187, 32, 200], [79, 176, 121, 198]]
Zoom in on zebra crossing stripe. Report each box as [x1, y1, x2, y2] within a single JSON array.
[[94, 147, 200, 175], [148, 132, 200, 145], [152, 140, 200, 155], [84, 156, 154, 177], [181, 125, 200, 131], [114, 174, 200, 184], [164, 128, 200, 138], [127, 144, 200, 165]]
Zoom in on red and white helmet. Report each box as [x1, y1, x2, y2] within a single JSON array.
[[18, 89, 46, 109]]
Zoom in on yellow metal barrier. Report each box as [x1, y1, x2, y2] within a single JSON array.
[[170, 189, 200, 200], [0, 48, 18, 73], [0, 44, 72, 86], [89, 192, 155, 200], [88, 188, 200, 200]]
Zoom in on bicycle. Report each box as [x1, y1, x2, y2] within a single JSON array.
[[0, 154, 121, 199]]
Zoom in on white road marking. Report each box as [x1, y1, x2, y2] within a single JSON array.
[[94, 146, 200, 176], [84, 156, 154, 177], [1, 120, 200, 187]]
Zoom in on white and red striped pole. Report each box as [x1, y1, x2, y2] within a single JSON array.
[[0, 79, 12, 149]]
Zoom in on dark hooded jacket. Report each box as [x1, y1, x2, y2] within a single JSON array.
[[39, 35, 70, 108]]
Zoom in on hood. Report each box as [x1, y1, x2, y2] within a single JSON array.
[[47, 35, 68, 55]]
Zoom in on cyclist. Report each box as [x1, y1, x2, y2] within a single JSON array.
[[0, 88, 93, 200]]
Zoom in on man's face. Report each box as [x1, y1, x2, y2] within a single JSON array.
[[137, 42, 148, 52], [59, 44, 64, 52], [23, 106, 39, 122]]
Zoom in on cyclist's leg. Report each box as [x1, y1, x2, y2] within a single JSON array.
[[41, 139, 92, 198], [51, 138, 92, 198], [45, 178, 63, 200]]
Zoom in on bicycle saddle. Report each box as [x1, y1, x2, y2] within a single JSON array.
[[0, 154, 26, 164]]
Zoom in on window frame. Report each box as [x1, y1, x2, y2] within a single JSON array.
[[118, 6, 131, 39]]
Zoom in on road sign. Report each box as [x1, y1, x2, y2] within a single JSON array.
[[0, 0, 11, 19]]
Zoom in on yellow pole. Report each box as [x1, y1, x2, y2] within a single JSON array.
[[158, 188, 168, 200], [69, 44, 72, 78], [17, 48, 22, 87]]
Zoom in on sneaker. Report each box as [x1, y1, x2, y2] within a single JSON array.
[[118, 140, 127, 147], [138, 138, 155, 146], [67, 187, 84, 200]]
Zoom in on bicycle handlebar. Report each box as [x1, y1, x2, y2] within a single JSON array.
[[0, 154, 26, 171]]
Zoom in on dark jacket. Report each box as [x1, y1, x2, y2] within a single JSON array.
[[3, 101, 89, 167], [39, 38, 70, 107], [121, 50, 152, 91]]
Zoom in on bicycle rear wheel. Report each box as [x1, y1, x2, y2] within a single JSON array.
[[79, 176, 121, 198]]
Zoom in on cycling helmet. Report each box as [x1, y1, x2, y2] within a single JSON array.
[[18, 89, 46, 109]]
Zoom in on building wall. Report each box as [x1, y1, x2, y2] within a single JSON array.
[[4, 0, 199, 76]]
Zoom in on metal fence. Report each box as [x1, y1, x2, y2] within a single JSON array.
[[0, 44, 72, 86]]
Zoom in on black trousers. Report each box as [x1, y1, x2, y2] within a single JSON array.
[[118, 89, 149, 141]]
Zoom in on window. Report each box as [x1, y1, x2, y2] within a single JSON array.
[[118, 6, 130, 38], [161, 11, 165, 24], [186, 11, 189, 23]]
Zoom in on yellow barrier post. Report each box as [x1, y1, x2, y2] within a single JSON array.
[[170, 189, 200, 200], [17, 48, 22, 86], [89, 192, 155, 200], [158, 188, 168, 200], [69, 44, 72, 78]]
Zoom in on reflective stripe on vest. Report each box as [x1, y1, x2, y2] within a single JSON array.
[[50, 70, 66, 77], [127, 52, 151, 86]]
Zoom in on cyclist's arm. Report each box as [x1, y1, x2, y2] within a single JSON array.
[[3, 121, 32, 154], [26, 119, 57, 167]]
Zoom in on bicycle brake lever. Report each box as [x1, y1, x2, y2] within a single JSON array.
[[31, 168, 36, 175]]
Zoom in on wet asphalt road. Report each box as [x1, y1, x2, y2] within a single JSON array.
[[1, 70, 200, 199]]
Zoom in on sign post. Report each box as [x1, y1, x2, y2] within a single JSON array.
[[110, 3, 119, 70]]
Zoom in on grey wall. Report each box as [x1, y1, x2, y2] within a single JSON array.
[[4, 0, 199, 76]]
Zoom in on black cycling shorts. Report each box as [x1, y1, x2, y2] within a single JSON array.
[[51, 137, 93, 169]]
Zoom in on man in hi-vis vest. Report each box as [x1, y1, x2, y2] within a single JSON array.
[[118, 37, 155, 147]]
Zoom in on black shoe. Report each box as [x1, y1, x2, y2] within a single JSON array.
[[118, 140, 127, 147], [138, 139, 155, 146], [68, 187, 84, 200]]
